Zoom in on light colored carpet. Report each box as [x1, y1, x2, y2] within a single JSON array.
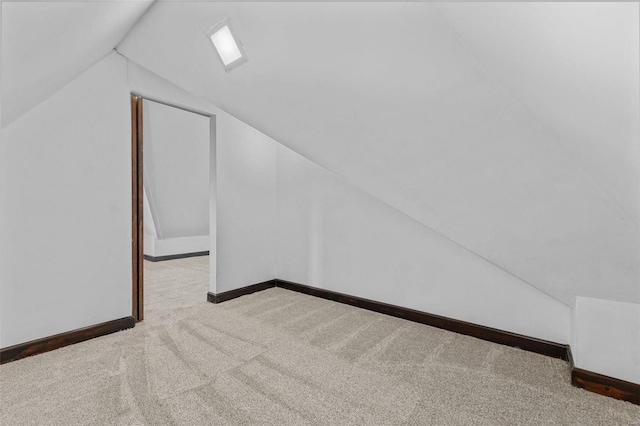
[[1, 256, 639, 425]]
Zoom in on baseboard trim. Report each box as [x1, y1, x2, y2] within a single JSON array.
[[144, 251, 209, 262], [274, 279, 568, 360], [209, 279, 639, 405], [0, 316, 136, 365], [207, 280, 277, 304], [566, 347, 639, 405]]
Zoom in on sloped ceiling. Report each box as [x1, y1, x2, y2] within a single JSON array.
[[1, 0, 154, 127], [118, 2, 639, 306], [437, 2, 640, 222], [2, 1, 630, 306]]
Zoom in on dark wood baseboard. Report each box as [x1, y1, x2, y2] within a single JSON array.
[[144, 251, 209, 262], [209, 279, 639, 405], [572, 368, 640, 405], [566, 347, 639, 405], [0, 316, 136, 365], [274, 279, 568, 360], [207, 280, 277, 304]]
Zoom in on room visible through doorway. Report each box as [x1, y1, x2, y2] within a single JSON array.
[[131, 95, 215, 321]]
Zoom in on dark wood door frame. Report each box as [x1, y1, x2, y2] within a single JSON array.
[[131, 93, 216, 322], [131, 95, 144, 321]]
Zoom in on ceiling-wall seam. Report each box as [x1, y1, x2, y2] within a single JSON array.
[[1, 50, 121, 131], [114, 0, 157, 53], [120, 58, 571, 309]]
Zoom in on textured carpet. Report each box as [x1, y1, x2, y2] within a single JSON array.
[[1, 256, 639, 425]]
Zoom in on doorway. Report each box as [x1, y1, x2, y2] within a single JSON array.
[[131, 95, 215, 322]]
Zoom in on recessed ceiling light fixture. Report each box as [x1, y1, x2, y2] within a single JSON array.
[[206, 19, 248, 72]]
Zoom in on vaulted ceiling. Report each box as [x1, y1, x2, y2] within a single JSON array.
[[2, 1, 639, 306], [1, 0, 154, 127], [118, 1, 640, 306]]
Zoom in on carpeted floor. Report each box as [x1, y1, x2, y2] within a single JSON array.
[[1, 256, 639, 425]]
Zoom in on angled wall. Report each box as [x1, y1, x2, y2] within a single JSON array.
[[1, 0, 637, 385], [142, 99, 211, 257], [127, 61, 278, 294], [117, 1, 640, 383], [1, 49, 637, 383], [143, 187, 158, 255], [0, 54, 279, 348], [1, 0, 153, 127], [118, 1, 640, 308], [0, 1, 7, 344], [574, 297, 640, 383], [143, 100, 210, 239], [276, 144, 570, 343]]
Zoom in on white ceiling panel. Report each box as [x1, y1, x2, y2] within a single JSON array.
[[1, 0, 154, 127]]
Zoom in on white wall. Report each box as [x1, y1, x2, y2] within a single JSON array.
[[143, 100, 210, 241], [147, 236, 210, 259], [574, 297, 640, 383], [128, 60, 575, 347], [143, 187, 157, 256], [1, 52, 132, 348], [119, 2, 640, 308], [119, 3, 639, 382], [1, 0, 152, 127], [215, 107, 277, 292], [127, 61, 277, 294], [0, 56, 279, 348], [1, 35, 634, 384], [276, 144, 571, 344], [0, 1, 8, 344]]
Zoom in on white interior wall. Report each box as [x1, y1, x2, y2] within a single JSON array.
[[118, 2, 640, 308], [142, 187, 157, 257], [214, 106, 277, 292], [127, 59, 576, 348], [143, 188, 157, 239], [0, 1, 637, 384], [574, 297, 640, 384], [0, 167, 7, 345], [151, 237, 210, 258], [142, 99, 211, 258], [0, 52, 132, 348], [276, 145, 570, 344], [144, 185, 209, 260], [1, 0, 153, 127], [143, 100, 210, 240], [127, 60, 277, 294], [118, 2, 640, 383], [0, 1, 8, 343], [0, 53, 279, 348]]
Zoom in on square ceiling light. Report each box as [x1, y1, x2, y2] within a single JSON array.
[[206, 19, 248, 72]]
